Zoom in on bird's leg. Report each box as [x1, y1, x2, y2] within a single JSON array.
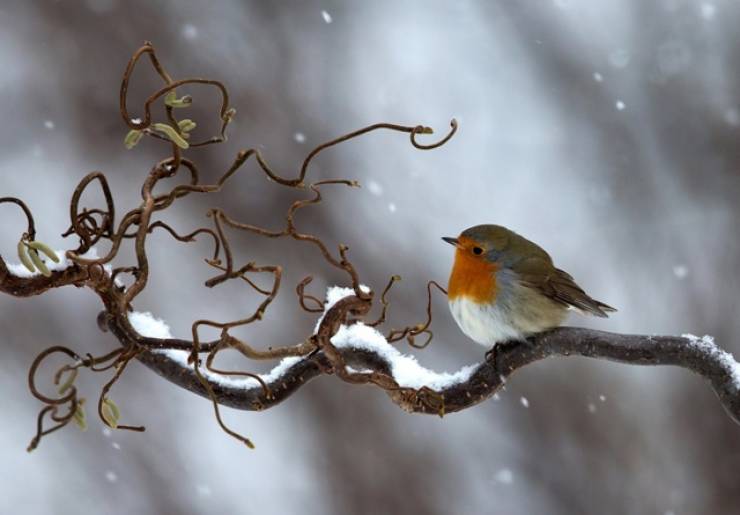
[[485, 339, 527, 372]]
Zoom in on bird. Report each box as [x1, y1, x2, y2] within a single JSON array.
[[442, 224, 615, 352]]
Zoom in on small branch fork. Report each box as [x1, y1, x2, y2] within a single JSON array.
[[1, 43, 738, 452]]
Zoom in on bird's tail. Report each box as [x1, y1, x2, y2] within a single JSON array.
[[553, 268, 617, 318]]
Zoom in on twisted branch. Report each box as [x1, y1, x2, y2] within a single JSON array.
[[120, 294, 740, 424], [2, 42, 738, 453]]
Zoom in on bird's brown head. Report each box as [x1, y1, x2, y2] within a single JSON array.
[[442, 225, 512, 261], [442, 225, 511, 302]]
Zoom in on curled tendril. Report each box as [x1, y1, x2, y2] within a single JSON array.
[[296, 276, 325, 313], [11, 41, 458, 451], [97, 348, 144, 432], [26, 403, 78, 452], [28, 346, 82, 406], [0, 197, 37, 241], [120, 42, 233, 147], [147, 221, 221, 263], [25, 345, 130, 450], [367, 275, 402, 327], [387, 281, 447, 349], [410, 119, 458, 150], [205, 340, 272, 399], [65, 172, 115, 253]]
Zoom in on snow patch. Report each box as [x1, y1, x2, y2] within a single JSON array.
[[324, 285, 371, 311], [152, 347, 304, 390], [331, 322, 478, 389], [682, 333, 740, 390], [129, 311, 173, 339]]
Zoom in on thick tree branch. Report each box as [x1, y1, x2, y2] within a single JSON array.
[[132, 303, 740, 424], [3, 264, 739, 426]]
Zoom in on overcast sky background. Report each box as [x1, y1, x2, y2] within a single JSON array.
[[1, 1, 740, 514]]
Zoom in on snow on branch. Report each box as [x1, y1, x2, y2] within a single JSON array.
[[134, 287, 479, 395]]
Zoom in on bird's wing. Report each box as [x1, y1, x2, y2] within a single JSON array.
[[512, 257, 617, 317]]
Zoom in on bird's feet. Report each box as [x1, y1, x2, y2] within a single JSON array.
[[485, 339, 528, 372]]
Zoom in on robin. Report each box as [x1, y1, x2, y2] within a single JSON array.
[[442, 224, 615, 355]]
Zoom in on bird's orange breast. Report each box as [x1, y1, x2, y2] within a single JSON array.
[[447, 248, 498, 304]]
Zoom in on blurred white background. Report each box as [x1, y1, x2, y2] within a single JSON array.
[[1, 1, 740, 513]]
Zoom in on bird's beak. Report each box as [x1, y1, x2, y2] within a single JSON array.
[[442, 236, 460, 248]]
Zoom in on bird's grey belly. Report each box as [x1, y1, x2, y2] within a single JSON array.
[[448, 279, 567, 347]]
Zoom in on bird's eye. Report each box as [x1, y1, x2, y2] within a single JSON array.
[[472, 246, 483, 255]]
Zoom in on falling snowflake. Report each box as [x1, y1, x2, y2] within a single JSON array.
[[724, 108, 739, 126], [520, 397, 529, 408], [367, 180, 383, 196], [615, 100, 626, 111], [700, 3, 716, 20], [182, 24, 198, 40], [672, 265, 689, 279], [321, 10, 332, 24], [293, 132, 306, 143], [495, 468, 514, 484], [609, 49, 631, 69]]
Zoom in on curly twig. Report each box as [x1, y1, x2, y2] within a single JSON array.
[[387, 280, 447, 348], [0, 197, 37, 240], [5, 41, 738, 454]]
